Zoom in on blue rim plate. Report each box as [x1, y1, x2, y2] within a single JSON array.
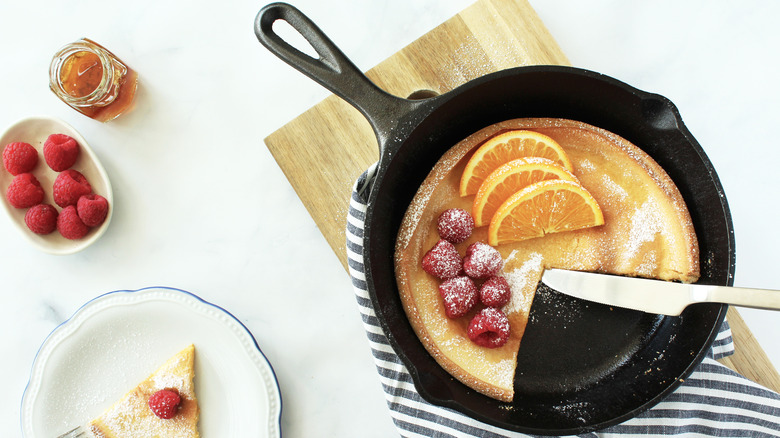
[[20, 287, 282, 437]]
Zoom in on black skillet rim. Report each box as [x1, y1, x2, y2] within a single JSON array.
[[361, 64, 734, 435]]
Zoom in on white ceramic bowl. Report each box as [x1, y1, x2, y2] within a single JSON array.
[[0, 116, 113, 255]]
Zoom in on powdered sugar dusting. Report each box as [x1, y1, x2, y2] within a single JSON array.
[[152, 354, 187, 392], [635, 250, 659, 278], [437, 208, 474, 243], [551, 400, 592, 424], [468, 307, 511, 348], [463, 242, 502, 278], [625, 200, 669, 260], [396, 179, 436, 249], [491, 359, 516, 386], [502, 251, 543, 315], [600, 174, 628, 202], [440, 276, 478, 318], [578, 158, 596, 173]]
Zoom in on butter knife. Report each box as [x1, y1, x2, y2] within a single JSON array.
[[541, 268, 780, 316]]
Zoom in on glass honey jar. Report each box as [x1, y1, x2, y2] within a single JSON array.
[[49, 38, 138, 122]]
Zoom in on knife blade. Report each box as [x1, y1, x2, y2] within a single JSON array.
[[540, 268, 780, 316]]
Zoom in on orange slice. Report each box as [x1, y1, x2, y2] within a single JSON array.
[[488, 179, 604, 245], [472, 157, 578, 227], [460, 130, 573, 196]]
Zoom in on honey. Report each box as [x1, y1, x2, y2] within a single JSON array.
[[49, 38, 138, 122], [59, 51, 103, 98]]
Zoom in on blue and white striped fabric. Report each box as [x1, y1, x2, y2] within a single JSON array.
[[345, 171, 780, 437]]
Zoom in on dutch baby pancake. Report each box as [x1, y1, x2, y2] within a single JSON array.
[[394, 118, 699, 402]]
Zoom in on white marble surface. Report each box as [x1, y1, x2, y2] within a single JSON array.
[[0, 0, 777, 436]]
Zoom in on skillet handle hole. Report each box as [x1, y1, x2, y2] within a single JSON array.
[[407, 89, 440, 100], [271, 19, 319, 59]]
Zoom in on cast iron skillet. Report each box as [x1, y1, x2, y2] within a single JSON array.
[[255, 3, 735, 434]]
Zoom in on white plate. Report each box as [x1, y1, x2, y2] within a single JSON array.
[[20, 287, 282, 437], [0, 116, 113, 255]]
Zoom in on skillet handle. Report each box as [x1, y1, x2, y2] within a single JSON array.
[[255, 2, 417, 148]]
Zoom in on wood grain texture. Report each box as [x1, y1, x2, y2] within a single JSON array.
[[719, 308, 780, 391], [264, 0, 779, 391]]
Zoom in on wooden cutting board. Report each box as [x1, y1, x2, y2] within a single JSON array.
[[264, 0, 780, 392]]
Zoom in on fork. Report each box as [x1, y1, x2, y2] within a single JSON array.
[[56, 425, 91, 438]]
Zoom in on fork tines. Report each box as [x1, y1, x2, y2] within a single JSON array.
[[56, 425, 89, 438]]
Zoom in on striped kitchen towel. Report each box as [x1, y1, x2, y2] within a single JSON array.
[[345, 170, 780, 437]]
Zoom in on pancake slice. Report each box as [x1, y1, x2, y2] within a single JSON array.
[[90, 344, 200, 438]]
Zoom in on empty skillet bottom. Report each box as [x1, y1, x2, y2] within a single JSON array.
[[394, 118, 699, 403]]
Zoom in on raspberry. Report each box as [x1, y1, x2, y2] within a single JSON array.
[[148, 389, 181, 419], [421, 239, 462, 279], [439, 276, 478, 319], [24, 204, 59, 235], [6, 173, 44, 208], [2, 142, 38, 175], [43, 133, 80, 171], [57, 205, 90, 239], [77, 194, 109, 227], [53, 169, 92, 207], [437, 208, 474, 243], [463, 241, 503, 279], [480, 276, 512, 308], [468, 307, 510, 348]]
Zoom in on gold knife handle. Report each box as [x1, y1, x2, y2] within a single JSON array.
[[698, 285, 780, 311]]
